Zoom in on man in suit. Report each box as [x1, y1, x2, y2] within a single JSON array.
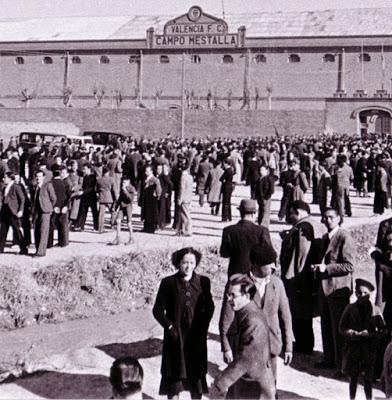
[[245, 151, 261, 199], [32, 170, 57, 257], [371, 216, 392, 328], [0, 172, 28, 254], [313, 207, 355, 377], [214, 274, 275, 400], [280, 200, 324, 354], [220, 242, 293, 385], [255, 164, 275, 227], [331, 154, 354, 221], [96, 166, 116, 233], [73, 163, 98, 232], [220, 199, 273, 277], [48, 166, 70, 248], [176, 163, 193, 237]]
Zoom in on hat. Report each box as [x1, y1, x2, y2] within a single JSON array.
[[355, 278, 375, 292], [250, 243, 277, 267], [238, 199, 257, 213], [171, 247, 202, 269]]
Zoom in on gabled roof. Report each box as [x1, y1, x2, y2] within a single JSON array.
[[0, 7, 391, 43]]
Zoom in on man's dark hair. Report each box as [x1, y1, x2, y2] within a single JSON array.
[[289, 200, 310, 215], [228, 274, 256, 300], [4, 171, 15, 180], [110, 357, 143, 397]]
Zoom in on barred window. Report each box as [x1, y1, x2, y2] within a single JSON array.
[[159, 55, 170, 64], [222, 54, 234, 64], [254, 54, 266, 63], [72, 56, 81, 64], [323, 53, 335, 62], [99, 55, 110, 64], [359, 53, 371, 62], [43, 56, 53, 64], [288, 54, 301, 63], [191, 55, 201, 64]]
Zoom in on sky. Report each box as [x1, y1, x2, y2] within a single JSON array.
[[1, 0, 392, 19]]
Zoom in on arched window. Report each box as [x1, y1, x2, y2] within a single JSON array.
[[128, 55, 139, 64], [99, 55, 110, 64], [191, 55, 201, 64], [359, 53, 371, 62], [15, 56, 24, 65], [72, 56, 81, 64], [254, 54, 266, 63], [222, 54, 234, 64], [323, 53, 335, 62], [159, 55, 170, 64], [43, 56, 53, 64], [288, 54, 301, 63]]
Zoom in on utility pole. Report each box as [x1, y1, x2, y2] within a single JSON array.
[[63, 51, 69, 89], [181, 52, 186, 140], [138, 50, 144, 107]]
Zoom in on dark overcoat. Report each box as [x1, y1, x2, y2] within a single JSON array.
[[152, 272, 214, 388], [220, 220, 273, 277], [339, 301, 386, 378]]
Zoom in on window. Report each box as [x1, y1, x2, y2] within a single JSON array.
[[288, 54, 301, 63], [254, 54, 266, 63], [159, 55, 170, 64], [323, 53, 335, 62], [222, 54, 234, 64], [191, 55, 201, 64], [359, 53, 371, 62], [99, 55, 110, 64], [15, 56, 24, 65], [72, 56, 81, 64], [129, 55, 139, 63], [43, 56, 53, 64]]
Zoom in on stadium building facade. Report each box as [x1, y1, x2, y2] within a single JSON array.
[[1, 6, 392, 136]]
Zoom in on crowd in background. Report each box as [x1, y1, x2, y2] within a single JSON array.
[[1, 131, 392, 257]]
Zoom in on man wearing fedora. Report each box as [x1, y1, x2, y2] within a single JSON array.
[[220, 199, 273, 277]]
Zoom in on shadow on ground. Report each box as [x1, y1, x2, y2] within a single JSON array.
[[97, 337, 163, 360]]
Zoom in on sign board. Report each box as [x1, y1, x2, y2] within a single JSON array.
[[146, 6, 245, 49]]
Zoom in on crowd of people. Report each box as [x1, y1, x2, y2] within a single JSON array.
[[2, 131, 392, 398], [1, 131, 392, 256]]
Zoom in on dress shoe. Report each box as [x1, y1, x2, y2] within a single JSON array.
[[333, 370, 345, 380], [34, 253, 45, 258], [125, 238, 134, 245], [108, 238, 120, 246]]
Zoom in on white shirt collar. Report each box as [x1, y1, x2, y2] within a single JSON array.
[[328, 225, 340, 240], [4, 181, 14, 196]]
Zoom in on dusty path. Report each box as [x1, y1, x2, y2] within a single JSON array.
[[0, 184, 389, 399]]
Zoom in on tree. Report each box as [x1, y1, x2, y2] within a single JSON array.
[[114, 89, 123, 108], [62, 86, 73, 107], [227, 89, 232, 110], [93, 85, 105, 107], [154, 88, 162, 109], [207, 89, 212, 110], [266, 83, 273, 111], [20, 88, 37, 108], [255, 87, 260, 110]]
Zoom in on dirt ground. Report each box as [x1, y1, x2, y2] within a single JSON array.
[[0, 183, 389, 399]]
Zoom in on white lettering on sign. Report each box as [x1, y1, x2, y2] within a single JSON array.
[[154, 34, 238, 48], [165, 23, 227, 35]]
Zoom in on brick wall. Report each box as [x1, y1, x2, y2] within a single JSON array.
[[0, 108, 326, 140], [0, 48, 390, 109]]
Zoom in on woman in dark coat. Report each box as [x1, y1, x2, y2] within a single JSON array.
[[157, 164, 173, 230], [139, 164, 161, 233], [153, 247, 214, 399]]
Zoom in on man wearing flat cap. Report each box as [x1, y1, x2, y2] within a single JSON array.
[[220, 241, 293, 389], [220, 199, 273, 277]]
